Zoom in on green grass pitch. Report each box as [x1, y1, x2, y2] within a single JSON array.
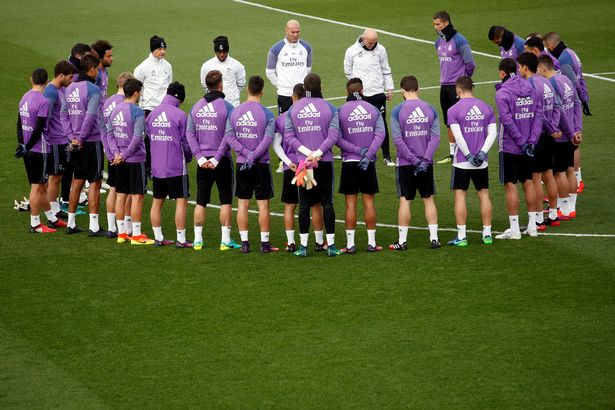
[[1, 0, 615, 407]]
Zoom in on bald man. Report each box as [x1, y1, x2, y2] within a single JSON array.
[[344, 28, 395, 166], [266, 20, 312, 114]]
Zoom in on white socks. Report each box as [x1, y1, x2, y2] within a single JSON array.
[[132, 222, 142, 237], [177, 229, 186, 243], [31, 214, 41, 228], [50, 201, 60, 214], [398, 226, 409, 244], [44, 209, 57, 222], [67, 212, 76, 229], [315, 230, 324, 245], [326, 233, 335, 246], [300, 233, 309, 247], [509, 215, 520, 235], [260, 232, 270, 242], [89, 213, 99, 232], [239, 230, 248, 241], [285, 229, 295, 245], [367, 229, 376, 247], [107, 213, 117, 232], [457, 225, 467, 240], [221, 226, 231, 244], [153, 226, 164, 241], [428, 224, 438, 242], [194, 226, 203, 243], [483, 225, 492, 238], [449, 143, 456, 156], [346, 230, 355, 248]]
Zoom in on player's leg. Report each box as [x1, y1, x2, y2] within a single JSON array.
[[150, 196, 167, 245], [449, 189, 468, 247], [174, 197, 190, 248], [497, 182, 521, 239], [477, 188, 493, 244], [419, 165, 440, 248], [342, 194, 357, 253], [574, 147, 583, 192], [237, 198, 250, 252], [67, 177, 85, 231], [390, 165, 412, 250], [562, 166, 578, 218], [218, 158, 240, 250], [362, 193, 380, 252], [129, 162, 153, 245]]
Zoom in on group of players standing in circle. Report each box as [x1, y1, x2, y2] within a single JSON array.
[[16, 11, 590, 256]]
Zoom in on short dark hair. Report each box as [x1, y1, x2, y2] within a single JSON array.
[[70, 43, 92, 59], [524, 36, 544, 51], [433, 11, 451, 23], [526, 32, 542, 41], [455, 76, 473, 92], [346, 77, 363, 94], [400, 75, 419, 92], [123, 78, 143, 98], [517, 52, 538, 73], [292, 83, 305, 99], [205, 70, 223, 90], [80, 55, 100, 72], [91, 40, 112, 59], [247, 75, 264, 95], [54, 60, 77, 77], [303, 73, 321, 94], [488, 25, 505, 41], [537, 55, 555, 71], [498, 58, 517, 75], [31, 68, 48, 85]]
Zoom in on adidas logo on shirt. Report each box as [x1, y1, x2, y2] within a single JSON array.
[[236, 110, 257, 127], [19, 102, 29, 118], [406, 106, 429, 124], [112, 111, 127, 127], [196, 102, 217, 118], [563, 81, 574, 99], [66, 88, 80, 103], [348, 104, 372, 121], [104, 101, 117, 119], [297, 103, 321, 119], [152, 112, 171, 128], [516, 96, 534, 106], [465, 105, 485, 121], [543, 83, 554, 99]]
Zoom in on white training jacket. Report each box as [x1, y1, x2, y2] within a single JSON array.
[[134, 54, 173, 111], [200, 55, 246, 107], [266, 38, 312, 97], [344, 38, 394, 97]]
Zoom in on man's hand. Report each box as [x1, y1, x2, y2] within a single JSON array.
[[573, 131, 583, 145], [359, 147, 369, 158], [357, 156, 370, 171], [582, 101, 592, 116], [551, 131, 562, 139], [307, 152, 320, 163], [465, 153, 475, 165], [414, 160, 428, 176], [386, 89, 393, 101], [14, 144, 27, 158], [289, 162, 297, 172], [474, 151, 487, 167], [523, 143, 535, 157], [240, 151, 255, 171], [111, 153, 123, 165]]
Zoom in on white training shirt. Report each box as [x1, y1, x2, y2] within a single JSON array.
[[200, 55, 246, 107], [344, 38, 394, 97], [134, 54, 173, 111], [266, 38, 312, 97]]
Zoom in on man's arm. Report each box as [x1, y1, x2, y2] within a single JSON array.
[[283, 109, 309, 155], [223, 117, 250, 157], [252, 115, 274, 160], [236, 61, 246, 91], [367, 112, 386, 160], [529, 89, 544, 145], [481, 123, 498, 153], [424, 110, 441, 162], [572, 87, 583, 134], [120, 115, 145, 159], [495, 93, 526, 147], [78, 88, 101, 143], [200, 62, 208, 91], [343, 47, 354, 80], [458, 41, 476, 78], [60, 96, 74, 142], [186, 112, 205, 164], [25, 100, 49, 151], [265, 47, 278, 87], [379, 46, 395, 94], [273, 132, 293, 166], [390, 109, 419, 164], [315, 109, 340, 157]]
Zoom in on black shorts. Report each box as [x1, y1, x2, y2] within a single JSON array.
[[23, 151, 48, 184], [196, 156, 234, 206], [116, 162, 147, 195], [553, 142, 574, 173], [281, 169, 299, 204], [235, 162, 274, 200], [499, 152, 532, 184], [278, 95, 293, 115], [532, 133, 554, 173], [440, 85, 458, 126], [106, 160, 117, 188], [153, 175, 189, 199], [71, 141, 103, 182], [298, 161, 334, 207], [339, 161, 379, 195], [451, 166, 489, 191], [396, 164, 436, 200], [48, 144, 68, 176]]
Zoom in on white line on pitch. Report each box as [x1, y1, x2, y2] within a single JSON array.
[[234, 0, 615, 84], [146, 190, 615, 239]]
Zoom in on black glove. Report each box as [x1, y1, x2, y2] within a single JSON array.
[[14, 144, 27, 158], [582, 101, 592, 116]]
